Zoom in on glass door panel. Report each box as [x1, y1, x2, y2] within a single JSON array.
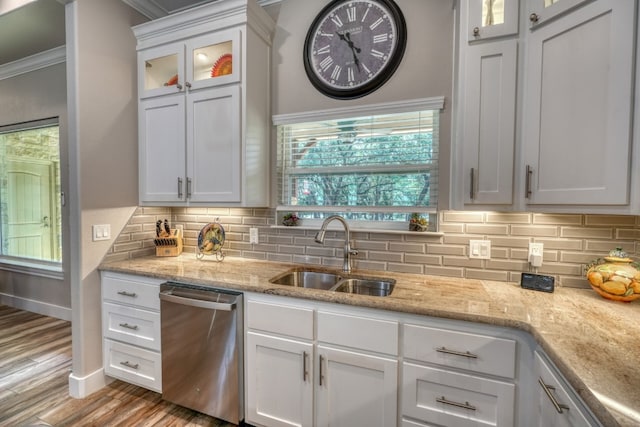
[[528, 0, 592, 28], [468, 0, 518, 41], [145, 54, 179, 91], [187, 29, 241, 90], [193, 41, 233, 82]]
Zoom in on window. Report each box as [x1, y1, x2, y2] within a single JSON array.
[[274, 98, 443, 229], [0, 118, 62, 269]]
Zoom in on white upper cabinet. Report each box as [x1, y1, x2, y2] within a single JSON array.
[[455, 0, 638, 212], [467, 0, 519, 41], [462, 40, 518, 205], [134, 0, 274, 207], [522, 0, 635, 205], [527, 0, 593, 28]]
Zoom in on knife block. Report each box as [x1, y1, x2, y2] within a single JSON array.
[[154, 228, 183, 257]]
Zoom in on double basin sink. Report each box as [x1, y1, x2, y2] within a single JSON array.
[[269, 268, 395, 297]]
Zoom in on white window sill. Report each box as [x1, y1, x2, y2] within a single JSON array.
[[0, 258, 63, 280]]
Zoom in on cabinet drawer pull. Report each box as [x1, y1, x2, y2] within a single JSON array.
[[436, 396, 476, 411], [319, 355, 325, 386], [302, 351, 308, 382], [117, 291, 137, 298], [118, 322, 139, 331], [436, 346, 478, 359], [120, 361, 139, 370], [538, 378, 570, 414]]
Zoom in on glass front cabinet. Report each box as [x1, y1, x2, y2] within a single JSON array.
[[138, 29, 240, 99], [134, 0, 274, 207]]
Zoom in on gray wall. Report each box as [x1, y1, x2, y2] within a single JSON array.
[[268, 0, 454, 207], [0, 63, 71, 315]]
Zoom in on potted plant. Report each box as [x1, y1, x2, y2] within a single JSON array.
[[409, 213, 429, 232], [282, 212, 299, 226]]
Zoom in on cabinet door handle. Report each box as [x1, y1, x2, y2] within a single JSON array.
[[302, 351, 308, 382], [120, 361, 139, 370], [176, 83, 183, 91], [117, 290, 137, 298], [469, 168, 475, 200], [187, 177, 192, 199], [319, 355, 324, 386], [529, 12, 540, 23], [178, 177, 183, 199], [472, 27, 480, 37], [436, 346, 478, 359], [185, 82, 192, 89], [118, 323, 139, 331], [436, 396, 476, 411], [538, 378, 570, 414], [525, 165, 533, 199]]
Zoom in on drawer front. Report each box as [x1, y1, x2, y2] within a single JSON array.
[[403, 324, 516, 378], [402, 362, 515, 427], [318, 311, 398, 355], [102, 302, 161, 351], [247, 300, 314, 340], [102, 273, 162, 311], [535, 352, 597, 426], [103, 339, 161, 393]]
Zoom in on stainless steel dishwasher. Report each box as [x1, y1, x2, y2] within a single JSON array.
[[159, 282, 243, 424]]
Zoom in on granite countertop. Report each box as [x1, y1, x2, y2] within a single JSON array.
[[100, 254, 640, 427]]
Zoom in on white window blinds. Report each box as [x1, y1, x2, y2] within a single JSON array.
[[274, 98, 442, 222]]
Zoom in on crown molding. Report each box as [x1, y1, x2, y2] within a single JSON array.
[[123, 0, 280, 20], [0, 45, 66, 81]]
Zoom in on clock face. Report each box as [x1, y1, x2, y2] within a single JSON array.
[[304, 0, 407, 99]]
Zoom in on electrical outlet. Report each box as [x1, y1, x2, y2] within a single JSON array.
[[469, 240, 491, 259], [249, 227, 259, 244], [528, 242, 544, 267]]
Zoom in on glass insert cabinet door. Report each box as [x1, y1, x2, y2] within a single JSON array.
[[528, 0, 592, 27], [138, 29, 240, 98], [467, 0, 519, 41]]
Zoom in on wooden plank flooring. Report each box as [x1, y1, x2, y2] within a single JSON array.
[[0, 305, 238, 427]]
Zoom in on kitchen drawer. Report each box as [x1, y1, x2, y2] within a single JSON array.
[[247, 300, 313, 340], [317, 311, 398, 355], [403, 323, 516, 378], [402, 362, 515, 427], [102, 273, 162, 311], [102, 302, 161, 351], [535, 352, 597, 426], [103, 339, 161, 393]]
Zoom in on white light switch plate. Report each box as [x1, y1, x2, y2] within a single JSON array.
[[469, 240, 491, 259], [92, 224, 111, 241]]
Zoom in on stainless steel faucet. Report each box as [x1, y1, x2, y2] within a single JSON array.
[[314, 215, 358, 273]]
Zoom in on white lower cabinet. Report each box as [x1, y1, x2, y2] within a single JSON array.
[[246, 331, 313, 427], [100, 272, 164, 392], [534, 351, 602, 427], [244, 294, 399, 427]]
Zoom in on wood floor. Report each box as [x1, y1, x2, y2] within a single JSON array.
[[0, 305, 237, 427]]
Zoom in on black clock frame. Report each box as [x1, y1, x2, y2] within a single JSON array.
[[303, 0, 407, 100]]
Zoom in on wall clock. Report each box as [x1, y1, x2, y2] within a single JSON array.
[[303, 0, 407, 100]]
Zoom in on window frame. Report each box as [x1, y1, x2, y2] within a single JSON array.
[[273, 97, 444, 232], [0, 117, 63, 278]]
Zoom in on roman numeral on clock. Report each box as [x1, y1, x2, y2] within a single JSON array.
[[331, 65, 342, 80], [373, 33, 389, 43], [346, 6, 356, 22], [319, 56, 334, 72], [316, 45, 331, 55]]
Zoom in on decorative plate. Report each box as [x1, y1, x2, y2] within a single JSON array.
[[197, 222, 226, 255], [211, 54, 233, 77]]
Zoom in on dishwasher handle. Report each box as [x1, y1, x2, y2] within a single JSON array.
[[159, 290, 236, 311]]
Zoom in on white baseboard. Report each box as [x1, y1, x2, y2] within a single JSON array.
[[0, 293, 71, 321], [68, 368, 110, 398]]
